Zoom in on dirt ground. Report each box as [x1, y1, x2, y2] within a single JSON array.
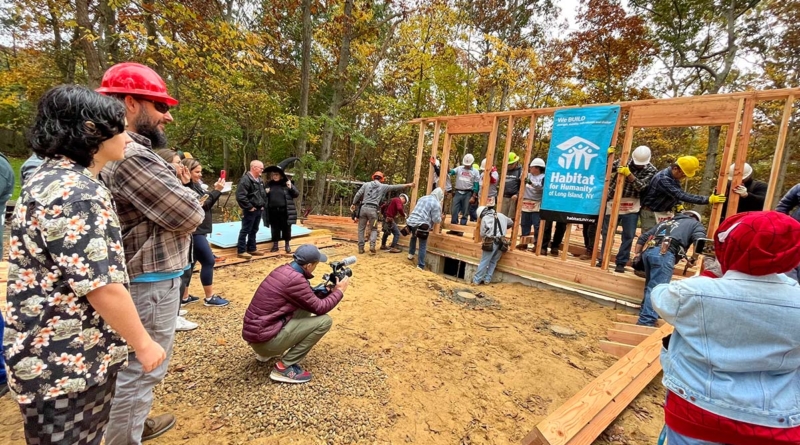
[[0, 241, 666, 445]]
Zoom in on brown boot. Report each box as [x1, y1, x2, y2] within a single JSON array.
[[389, 247, 402, 253], [142, 413, 176, 442], [579, 250, 592, 260], [380, 244, 390, 251]]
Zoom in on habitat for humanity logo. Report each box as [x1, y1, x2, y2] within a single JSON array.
[[556, 136, 600, 170]]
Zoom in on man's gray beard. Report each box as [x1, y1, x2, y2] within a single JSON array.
[[134, 113, 168, 149]]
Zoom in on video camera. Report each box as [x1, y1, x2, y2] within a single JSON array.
[[312, 256, 356, 297]]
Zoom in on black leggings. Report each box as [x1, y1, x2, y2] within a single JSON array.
[[268, 206, 291, 244]]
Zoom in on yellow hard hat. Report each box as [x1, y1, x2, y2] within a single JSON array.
[[508, 152, 520, 164], [675, 156, 700, 178], [472, 163, 480, 170]]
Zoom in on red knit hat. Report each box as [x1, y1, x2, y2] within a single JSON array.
[[714, 211, 800, 276]]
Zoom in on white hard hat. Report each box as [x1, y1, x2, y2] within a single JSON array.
[[530, 157, 546, 168], [480, 159, 486, 171], [632, 146, 651, 165], [727, 163, 753, 181], [682, 210, 702, 222], [399, 193, 409, 203], [463, 153, 475, 166]]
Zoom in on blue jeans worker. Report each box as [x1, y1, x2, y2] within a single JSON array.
[[406, 188, 444, 270], [236, 160, 268, 258], [447, 154, 480, 226], [599, 212, 639, 272], [633, 210, 706, 326], [473, 206, 513, 285]]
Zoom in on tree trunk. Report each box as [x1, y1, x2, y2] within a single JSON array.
[[99, 0, 119, 65], [773, 131, 797, 208], [697, 125, 722, 199], [296, 0, 312, 214], [313, 0, 354, 208], [75, 0, 103, 88], [143, 0, 162, 74]]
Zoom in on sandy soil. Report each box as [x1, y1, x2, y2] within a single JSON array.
[[0, 241, 666, 445]]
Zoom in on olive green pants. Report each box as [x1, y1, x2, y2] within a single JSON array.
[[249, 310, 332, 365]]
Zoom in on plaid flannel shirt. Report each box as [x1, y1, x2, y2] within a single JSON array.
[[607, 159, 658, 199], [100, 132, 203, 278], [407, 195, 443, 227], [642, 167, 709, 212]]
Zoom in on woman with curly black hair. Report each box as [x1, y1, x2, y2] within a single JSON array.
[[5, 85, 166, 445]]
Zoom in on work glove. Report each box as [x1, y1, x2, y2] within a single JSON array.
[[708, 194, 727, 204], [607, 147, 615, 155], [617, 166, 631, 176], [733, 185, 748, 198], [675, 204, 686, 213]]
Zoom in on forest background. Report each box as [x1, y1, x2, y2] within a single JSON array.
[[0, 0, 798, 214]]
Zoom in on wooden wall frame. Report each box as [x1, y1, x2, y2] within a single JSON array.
[[411, 88, 798, 275]]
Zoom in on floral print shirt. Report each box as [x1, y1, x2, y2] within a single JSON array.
[[3, 158, 129, 404]]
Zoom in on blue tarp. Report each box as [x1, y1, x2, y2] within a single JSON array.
[[207, 222, 312, 248]]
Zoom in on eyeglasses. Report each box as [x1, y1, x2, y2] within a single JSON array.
[[137, 98, 171, 114]]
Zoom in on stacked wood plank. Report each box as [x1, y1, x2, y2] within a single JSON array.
[[522, 322, 673, 445], [600, 314, 665, 358]]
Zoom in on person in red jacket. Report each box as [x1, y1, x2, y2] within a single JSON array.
[[242, 245, 349, 383], [380, 193, 408, 253]]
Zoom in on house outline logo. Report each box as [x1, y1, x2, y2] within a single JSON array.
[[556, 136, 600, 170]]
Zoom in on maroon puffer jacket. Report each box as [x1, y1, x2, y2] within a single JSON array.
[[242, 263, 344, 344]]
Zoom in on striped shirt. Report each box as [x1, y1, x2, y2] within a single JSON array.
[[100, 132, 203, 278]]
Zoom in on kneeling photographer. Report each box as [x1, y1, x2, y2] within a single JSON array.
[[242, 245, 349, 384]]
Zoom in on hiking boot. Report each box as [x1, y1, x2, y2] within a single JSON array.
[[370, 247, 377, 254], [389, 247, 402, 253], [237, 252, 252, 260], [142, 413, 176, 442], [358, 247, 365, 254], [270, 363, 312, 384], [250, 250, 266, 256], [579, 251, 592, 260], [175, 316, 198, 332], [180, 295, 200, 306], [270, 244, 279, 252], [284, 245, 292, 253], [204, 295, 230, 307], [380, 245, 390, 251], [549, 248, 559, 257], [614, 264, 626, 273]]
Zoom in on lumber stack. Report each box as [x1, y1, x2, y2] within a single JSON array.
[[209, 229, 341, 269], [522, 322, 673, 445], [599, 314, 665, 358]]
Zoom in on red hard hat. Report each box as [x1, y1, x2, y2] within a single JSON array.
[[96, 62, 179, 106], [372, 171, 385, 182]]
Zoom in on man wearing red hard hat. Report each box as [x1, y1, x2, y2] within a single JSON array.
[[98, 62, 204, 444]]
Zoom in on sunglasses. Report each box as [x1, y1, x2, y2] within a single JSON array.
[[137, 98, 171, 114]]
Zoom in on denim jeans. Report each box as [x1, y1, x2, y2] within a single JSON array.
[[520, 211, 540, 237], [637, 249, 675, 326], [451, 191, 471, 225], [408, 231, 428, 268], [473, 242, 503, 284], [237, 208, 262, 253], [468, 200, 478, 222], [666, 427, 728, 445], [106, 278, 181, 445], [600, 212, 639, 266], [381, 221, 401, 247]]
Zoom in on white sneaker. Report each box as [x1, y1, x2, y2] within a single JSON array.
[[175, 316, 198, 332], [178, 309, 188, 316], [407, 254, 414, 260]]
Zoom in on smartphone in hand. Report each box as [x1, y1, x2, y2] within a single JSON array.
[[220, 170, 226, 180]]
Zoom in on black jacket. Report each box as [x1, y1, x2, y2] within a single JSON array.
[[186, 182, 222, 235], [722, 178, 768, 216], [503, 165, 523, 197], [637, 213, 706, 253], [236, 172, 267, 210], [263, 181, 300, 226]]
